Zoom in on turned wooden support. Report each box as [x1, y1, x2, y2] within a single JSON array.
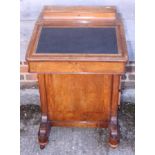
[[38, 114, 51, 149], [108, 116, 120, 148], [108, 75, 121, 148]]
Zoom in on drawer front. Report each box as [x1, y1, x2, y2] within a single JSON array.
[[29, 61, 125, 74]]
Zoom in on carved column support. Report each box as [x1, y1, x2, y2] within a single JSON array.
[[38, 114, 51, 149], [108, 116, 120, 148]]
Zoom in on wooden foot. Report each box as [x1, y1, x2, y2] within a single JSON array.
[[38, 114, 51, 149], [108, 116, 120, 148]]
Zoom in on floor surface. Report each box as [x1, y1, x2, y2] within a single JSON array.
[[20, 103, 135, 155]]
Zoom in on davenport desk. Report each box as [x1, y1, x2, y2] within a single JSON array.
[[26, 6, 128, 149]]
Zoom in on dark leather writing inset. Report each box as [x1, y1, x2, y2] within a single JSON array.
[[36, 28, 118, 54]]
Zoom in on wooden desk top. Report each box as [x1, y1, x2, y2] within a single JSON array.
[[26, 6, 128, 62], [26, 6, 128, 74]]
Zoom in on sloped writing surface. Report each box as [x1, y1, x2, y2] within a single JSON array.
[[36, 28, 118, 54]]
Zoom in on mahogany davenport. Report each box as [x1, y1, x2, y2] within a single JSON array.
[[26, 6, 128, 149]]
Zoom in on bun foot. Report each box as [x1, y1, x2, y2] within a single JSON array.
[[38, 114, 51, 149], [109, 138, 119, 149], [40, 145, 45, 150]]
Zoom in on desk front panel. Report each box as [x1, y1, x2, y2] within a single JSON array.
[[43, 74, 114, 124]]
